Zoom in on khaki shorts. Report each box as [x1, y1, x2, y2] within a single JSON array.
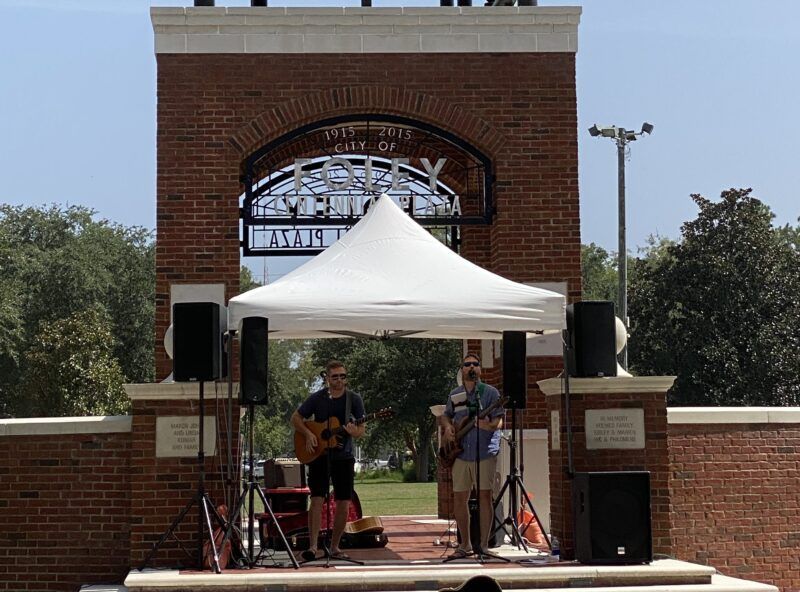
[[451, 456, 497, 492]]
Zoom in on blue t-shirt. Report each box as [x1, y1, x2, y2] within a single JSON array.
[[444, 382, 504, 462], [297, 388, 365, 461]]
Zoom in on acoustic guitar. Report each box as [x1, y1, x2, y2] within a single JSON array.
[[203, 504, 233, 572], [437, 395, 507, 469], [294, 407, 394, 465]]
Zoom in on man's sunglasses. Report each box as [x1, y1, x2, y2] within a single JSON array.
[[463, 362, 480, 367], [329, 373, 347, 379]]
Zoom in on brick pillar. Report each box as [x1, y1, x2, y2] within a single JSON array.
[[126, 382, 241, 568], [538, 376, 675, 560]]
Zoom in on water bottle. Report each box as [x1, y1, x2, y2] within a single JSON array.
[[550, 535, 560, 562]]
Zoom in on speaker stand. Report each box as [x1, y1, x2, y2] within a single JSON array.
[[224, 404, 299, 569], [140, 382, 225, 572], [492, 406, 551, 554]]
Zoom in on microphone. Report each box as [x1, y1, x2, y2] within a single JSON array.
[[468, 369, 477, 381]]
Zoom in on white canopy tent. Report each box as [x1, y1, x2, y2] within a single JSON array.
[[227, 195, 566, 339]]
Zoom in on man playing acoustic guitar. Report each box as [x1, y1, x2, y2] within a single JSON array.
[[440, 354, 504, 560], [291, 359, 365, 561]]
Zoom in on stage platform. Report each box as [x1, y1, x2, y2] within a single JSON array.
[[108, 516, 776, 592]]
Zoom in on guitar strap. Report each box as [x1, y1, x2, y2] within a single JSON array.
[[345, 388, 352, 425]]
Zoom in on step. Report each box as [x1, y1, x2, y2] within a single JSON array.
[[121, 559, 770, 591]]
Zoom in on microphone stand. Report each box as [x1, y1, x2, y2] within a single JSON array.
[[471, 384, 507, 563]]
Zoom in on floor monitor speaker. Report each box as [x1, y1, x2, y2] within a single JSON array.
[[566, 301, 617, 377], [502, 331, 527, 409], [172, 302, 221, 382], [573, 471, 652, 564], [240, 316, 268, 405]]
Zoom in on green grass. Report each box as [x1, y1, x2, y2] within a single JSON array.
[[354, 481, 438, 516], [247, 472, 438, 517]]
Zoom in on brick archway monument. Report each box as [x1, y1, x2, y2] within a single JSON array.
[[148, 2, 582, 564], [153, 2, 582, 373]]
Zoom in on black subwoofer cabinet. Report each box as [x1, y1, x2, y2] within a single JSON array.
[[572, 471, 652, 564]]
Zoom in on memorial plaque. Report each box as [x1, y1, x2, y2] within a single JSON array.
[[585, 408, 645, 450], [155, 416, 216, 457]]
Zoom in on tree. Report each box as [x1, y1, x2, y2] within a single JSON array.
[[628, 189, 800, 406], [17, 306, 128, 417], [0, 204, 154, 417], [240, 266, 260, 293], [581, 243, 618, 303], [311, 338, 462, 481]]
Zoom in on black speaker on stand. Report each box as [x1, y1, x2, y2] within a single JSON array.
[[572, 471, 652, 564], [141, 302, 226, 572], [502, 331, 527, 409], [223, 317, 298, 568], [239, 316, 269, 405], [173, 302, 222, 382], [491, 332, 551, 554], [565, 301, 617, 378]]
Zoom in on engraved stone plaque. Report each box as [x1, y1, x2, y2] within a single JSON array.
[[155, 416, 216, 457], [585, 408, 645, 450]]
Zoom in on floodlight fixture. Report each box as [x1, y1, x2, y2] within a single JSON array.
[[589, 124, 620, 139], [601, 127, 618, 138], [641, 122, 654, 135]]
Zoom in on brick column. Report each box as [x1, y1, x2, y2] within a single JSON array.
[[125, 383, 241, 568], [538, 376, 675, 560]]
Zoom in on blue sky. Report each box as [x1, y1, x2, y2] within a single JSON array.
[[1, 0, 798, 282]]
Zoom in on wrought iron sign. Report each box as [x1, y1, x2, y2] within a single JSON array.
[[241, 114, 494, 256]]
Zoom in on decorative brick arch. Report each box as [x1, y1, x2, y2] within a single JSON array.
[[227, 86, 507, 165]]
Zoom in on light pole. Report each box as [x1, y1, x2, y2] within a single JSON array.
[[588, 122, 653, 370]]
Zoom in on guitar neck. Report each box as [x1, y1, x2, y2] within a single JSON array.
[[332, 412, 373, 435]]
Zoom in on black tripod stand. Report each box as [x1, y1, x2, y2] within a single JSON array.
[[140, 382, 226, 573], [223, 404, 298, 569], [491, 405, 550, 553]]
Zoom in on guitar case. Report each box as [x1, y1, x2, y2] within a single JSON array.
[[341, 530, 389, 549], [261, 490, 377, 551]]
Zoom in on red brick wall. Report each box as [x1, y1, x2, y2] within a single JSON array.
[[128, 396, 241, 568], [669, 423, 800, 591], [3, 414, 799, 590], [0, 430, 131, 591], [546, 389, 671, 560], [155, 52, 581, 384]]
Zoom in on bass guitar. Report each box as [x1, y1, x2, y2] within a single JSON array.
[[294, 407, 394, 465], [437, 395, 507, 469]]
